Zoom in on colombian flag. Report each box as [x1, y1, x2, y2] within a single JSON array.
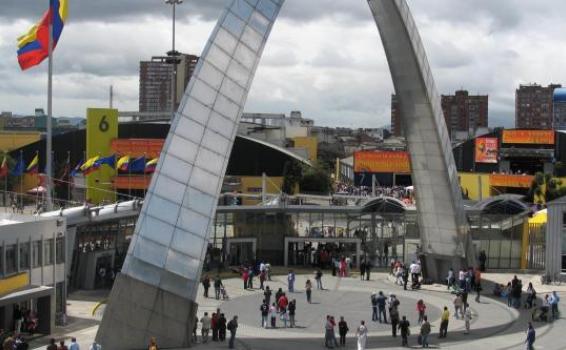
[[80, 155, 100, 175], [0, 157, 8, 177], [145, 158, 158, 174], [116, 155, 130, 172], [26, 154, 39, 174], [17, 0, 68, 70]]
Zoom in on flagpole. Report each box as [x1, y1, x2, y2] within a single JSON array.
[[67, 151, 71, 203], [46, 1, 54, 211], [19, 150, 23, 211]]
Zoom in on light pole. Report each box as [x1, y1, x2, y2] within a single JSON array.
[[165, 0, 183, 119]]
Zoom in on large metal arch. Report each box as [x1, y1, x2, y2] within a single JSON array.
[[97, 1, 470, 348]]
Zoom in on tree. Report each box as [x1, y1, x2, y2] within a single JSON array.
[[299, 161, 332, 194]]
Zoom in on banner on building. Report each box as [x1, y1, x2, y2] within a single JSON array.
[[86, 108, 118, 204], [354, 151, 411, 174], [489, 174, 534, 188], [502, 130, 555, 145], [475, 137, 499, 164]]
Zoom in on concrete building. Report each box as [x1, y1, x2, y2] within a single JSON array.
[[515, 83, 561, 129], [545, 197, 566, 280], [0, 214, 66, 334], [392, 90, 488, 138], [139, 53, 199, 114], [552, 87, 566, 130]]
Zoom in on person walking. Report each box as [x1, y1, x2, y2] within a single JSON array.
[[147, 337, 158, 350], [475, 268, 482, 302], [264, 286, 272, 305], [525, 322, 536, 350], [306, 279, 313, 303], [464, 306, 472, 334], [453, 294, 463, 319], [288, 270, 296, 293], [218, 314, 227, 342], [324, 315, 334, 348], [211, 312, 219, 341], [377, 291, 387, 323], [416, 299, 426, 324], [270, 303, 278, 328], [69, 338, 80, 350], [315, 269, 324, 290], [59, 340, 69, 350], [338, 316, 349, 347], [259, 269, 266, 291], [214, 276, 223, 300], [88, 342, 101, 350], [260, 300, 269, 328], [202, 275, 210, 298], [356, 320, 368, 350], [365, 262, 371, 281], [402, 266, 409, 291], [242, 269, 249, 290], [360, 261, 366, 281], [549, 291, 560, 320], [399, 316, 410, 347], [289, 299, 297, 328], [200, 312, 211, 343], [371, 293, 378, 322], [227, 316, 238, 349], [420, 316, 431, 348], [390, 306, 400, 338], [439, 306, 449, 338]]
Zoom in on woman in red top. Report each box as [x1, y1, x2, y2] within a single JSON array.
[[242, 269, 249, 290], [416, 299, 426, 324]]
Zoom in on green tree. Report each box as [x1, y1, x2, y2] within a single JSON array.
[[299, 161, 332, 194]]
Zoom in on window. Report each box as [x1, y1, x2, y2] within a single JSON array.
[[43, 239, 54, 265], [56, 238, 64, 264], [32, 241, 41, 268], [19, 242, 30, 270], [5, 245, 16, 275]]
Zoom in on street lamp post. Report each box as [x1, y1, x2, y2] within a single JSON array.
[[165, 0, 183, 119]]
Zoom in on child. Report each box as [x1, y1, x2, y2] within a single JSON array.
[[270, 303, 278, 328], [464, 305, 472, 334]]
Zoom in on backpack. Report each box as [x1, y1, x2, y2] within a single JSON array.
[[227, 320, 235, 331]]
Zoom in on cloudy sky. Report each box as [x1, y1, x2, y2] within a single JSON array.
[[1, 0, 565, 128]]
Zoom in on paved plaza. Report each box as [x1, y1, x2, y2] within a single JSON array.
[[30, 272, 565, 350]]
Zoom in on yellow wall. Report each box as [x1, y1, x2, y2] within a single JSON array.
[[293, 136, 318, 161], [0, 131, 41, 152], [459, 172, 491, 200], [0, 272, 29, 297], [239, 176, 284, 205], [86, 108, 118, 204]]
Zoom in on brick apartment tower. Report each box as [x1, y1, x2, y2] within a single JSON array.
[[515, 83, 561, 129]]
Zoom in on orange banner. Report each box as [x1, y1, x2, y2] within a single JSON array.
[[111, 139, 164, 158], [502, 130, 555, 145], [113, 175, 152, 190], [489, 174, 534, 188], [475, 137, 499, 164], [354, 151, 411, 174]]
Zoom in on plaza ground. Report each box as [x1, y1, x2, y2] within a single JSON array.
[[30, 272, 566, 350]]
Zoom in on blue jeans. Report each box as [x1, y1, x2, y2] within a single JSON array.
[[422, 334, 429, 347], [229, 331, 236, 348]]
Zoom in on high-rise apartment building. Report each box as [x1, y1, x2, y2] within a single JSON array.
[[391, 90, 488, 138], [553, 87, 566, 130], [139, 53, 199, 114], [515, 83, 561, 129]]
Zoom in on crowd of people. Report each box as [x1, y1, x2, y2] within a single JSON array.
[[44, 337, 101, 350], [333, 183, 415, 205]]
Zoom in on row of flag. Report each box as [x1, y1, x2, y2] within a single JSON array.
[[71, 155, 159, 177], [0, 154, 159, 178]]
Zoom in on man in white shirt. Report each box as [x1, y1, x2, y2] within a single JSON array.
[[201, 312, 212, 343]]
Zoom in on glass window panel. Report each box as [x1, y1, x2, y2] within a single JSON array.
[[32, 241, 41, 268], [167, 135, 198, 164], [231, 0, 254, 22], [249, 10, 270, 36], [196, 148, 224, 174], [220, 77, 246, 104], [146, 196, 181, 227], [206, 45, 231, 74], [181, 97, 211, 125], [215, 28, 239, 56], [127, 257, 162, 287], [233, 43, 256, 70], [226, 60, 251, 89], [222, 12, 245, 38], [183, 187, 216, 216], [175, 117, 205, 144], [133, 237, 168, 269], [56, 238, 64, 264], [198, 61, 225, 91], [171, 229, 205, 259], [160, 153, 193, 184], [207, 112, 235, 139], [139, 215, 176, 246], [214, 95, 240, 120], [43, 239, 54, 265], [245, 0, 259, 5], [178, 207, 211, 237], [190, 79, 217, 107], [159, 270, 194, 297], [257, 0, 277, 20], [154, 174, 186, 204], [189, 167, 220, 195], [165, 249, 200, 279], [5, 245, 16, 275], [241, 26, 263, 53], [202, 129, 231, 156], [19, 242, 30, 270]]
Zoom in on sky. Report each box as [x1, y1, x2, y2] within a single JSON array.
[[1, 0, 566, 129]]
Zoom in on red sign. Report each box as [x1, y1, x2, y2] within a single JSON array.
[[502, 130, 555, 145], [489, 174, 534, 188], [475, 137, 499, 164], [111, 139, 164, 158], [354, 151, 411, 174]]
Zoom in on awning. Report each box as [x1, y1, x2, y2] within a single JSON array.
[[0, 286, 53, 307]]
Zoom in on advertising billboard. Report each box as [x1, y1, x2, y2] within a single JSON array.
[[475, 137, 499, 164], [354, 151, 411, 174], [489, 174, 534, 188], [502, 130, 555, 145]]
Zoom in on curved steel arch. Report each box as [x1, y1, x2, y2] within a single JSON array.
[[97, 1, 471, 348]]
